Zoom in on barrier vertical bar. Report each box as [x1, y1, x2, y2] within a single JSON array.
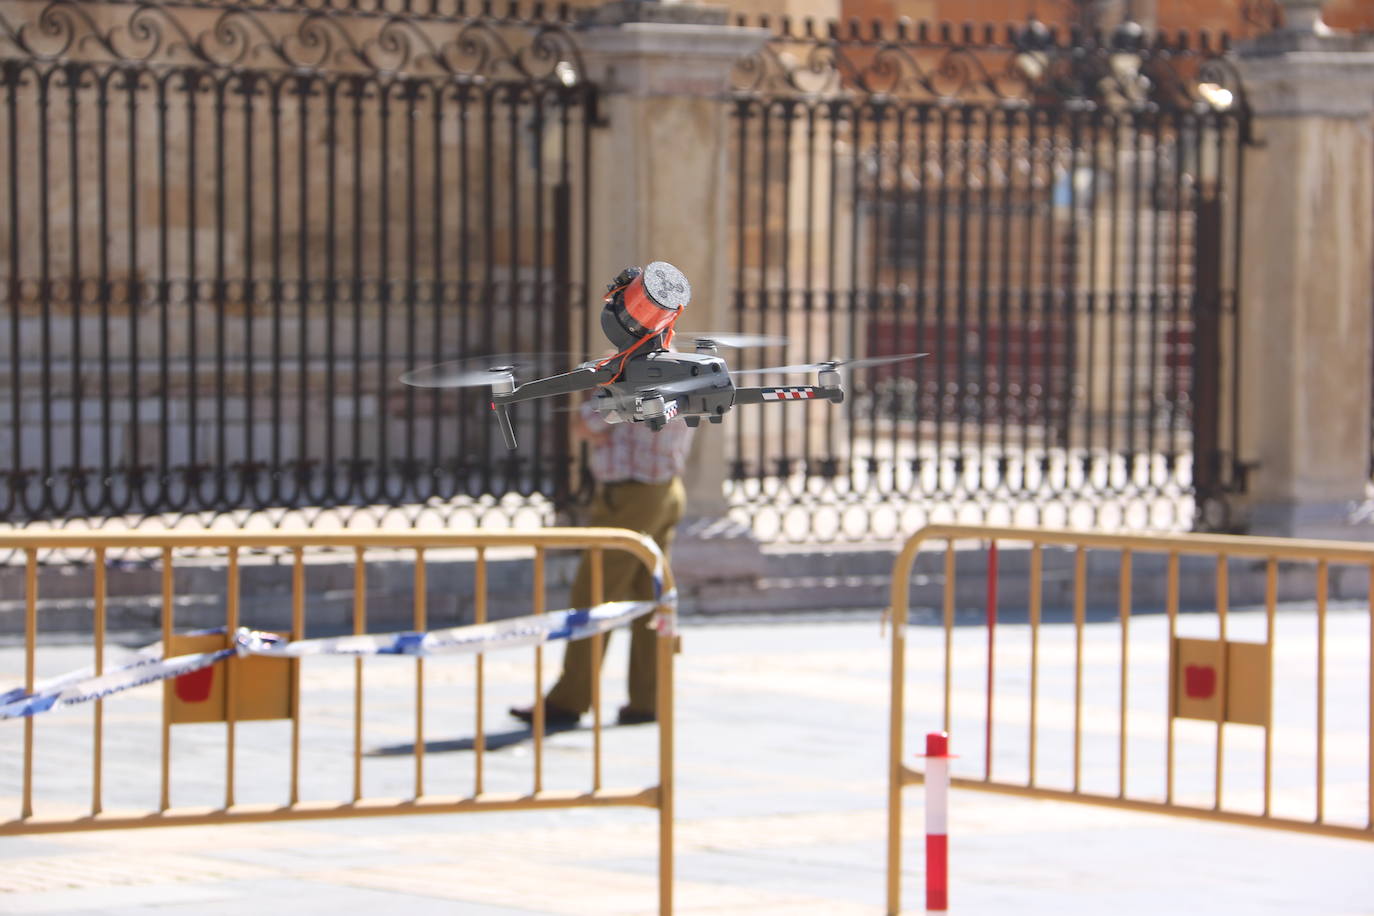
[[887, 542, 912, 916], [474, 545, 486, 796], [943, 543, 955, 732], [1215, 554, 1228, 811], [1028, 543, 1041, 787], [290, 546, 304, 805], [1119, 549, 1131, 798], [1073, 546, 1085, 792], [22, 548, 36, 819], [1316, 558, 1327, 823], [353, 546, 365, 802], [1166, 550, 1178, 804], [533, 546, 545, 794], [92, 547, 105, 815], [985, 541, 997, 780], [225, 546, 239, 809], [1265, 557, 1277, 816], [591, 546, 604, 791], [160, 547, 173, 812], [1368, 564, 1373, 830], [658, 577, 675, 916], [414, 547, 426, 799]]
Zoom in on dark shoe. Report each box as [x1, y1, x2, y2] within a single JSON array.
[[616, 705, 656, 726], [509, 702, 581, 727]]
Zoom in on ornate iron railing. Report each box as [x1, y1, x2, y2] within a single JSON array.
[[0, 0, 597, 532], [5, 0, 581, 26], [0, 0, 587, 73], [725, 17, 1249, 542]]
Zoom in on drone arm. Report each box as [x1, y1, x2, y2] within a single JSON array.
[[733, 385, 844, 406], [498, 366, 613, 405], [488, 366, 614, 451]]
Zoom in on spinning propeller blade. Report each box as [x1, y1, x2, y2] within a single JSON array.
[[682, 331, 787, 349], [399, 353, 587, 389], [732, 352, 928, 376]]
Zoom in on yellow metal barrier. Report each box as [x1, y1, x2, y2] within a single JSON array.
[[887, 524, 1374, 915], [1, 528, 676, 916]]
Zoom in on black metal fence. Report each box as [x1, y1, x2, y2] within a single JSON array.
[[0, 0, 596, 529], [726, 18, 1249, 542]]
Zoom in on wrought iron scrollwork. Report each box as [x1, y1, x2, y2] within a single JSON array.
[[14, 0, 580, 27], [0, 0, 585, 81], [731, 16, 1247, 114], [1241, 0, 1285, 36]]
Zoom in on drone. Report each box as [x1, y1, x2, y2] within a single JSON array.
[[400, 261, 926, 450]]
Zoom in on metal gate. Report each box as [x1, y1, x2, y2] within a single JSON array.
[[727, 19, 1248, 543], [0, 0, 597, 529]]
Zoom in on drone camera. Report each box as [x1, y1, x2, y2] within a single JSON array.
[[601, 260, 692, 350], [588, 389, 624, 424]]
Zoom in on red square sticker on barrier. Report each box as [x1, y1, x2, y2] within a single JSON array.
[[174, 666, 215, 704], [1172, 636, 1271, 726], [1184, 664, 1217, 700], [165, 632, 293, 724]]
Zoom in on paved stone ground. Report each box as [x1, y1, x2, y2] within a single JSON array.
[[0, 610, 1370, 914]]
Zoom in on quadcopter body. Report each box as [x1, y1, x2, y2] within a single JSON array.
[[400, 260, 919, 450], [586, 349, 739, 428]]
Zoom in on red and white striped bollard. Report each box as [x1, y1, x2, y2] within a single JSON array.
[[922, 731, 955, 911]]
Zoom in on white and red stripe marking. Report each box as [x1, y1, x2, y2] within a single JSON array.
[[923, 731, 954, 911], [760, 387, 816, 401]]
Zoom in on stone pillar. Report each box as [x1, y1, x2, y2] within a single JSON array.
[[1232, 8, 1374, 537], [577, 2, 772, 590]]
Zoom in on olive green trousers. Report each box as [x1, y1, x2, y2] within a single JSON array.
[[544, 478, 684, 716]]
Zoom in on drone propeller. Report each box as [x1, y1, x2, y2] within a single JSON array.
[[732, 352, 928, 376], [681, 331, 787, 349], [399, 353, 588, 389]]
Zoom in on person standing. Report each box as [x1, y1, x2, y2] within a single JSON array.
[[511, 261, 694, 728], [510, 396, 692, 727]]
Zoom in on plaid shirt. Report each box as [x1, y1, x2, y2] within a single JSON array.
[[581, 400, 693, 484]]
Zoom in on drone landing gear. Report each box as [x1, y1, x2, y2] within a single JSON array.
[[681, 416, 723, 427], [493, 402, 518, 450], [489, 370, 519, 450]]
